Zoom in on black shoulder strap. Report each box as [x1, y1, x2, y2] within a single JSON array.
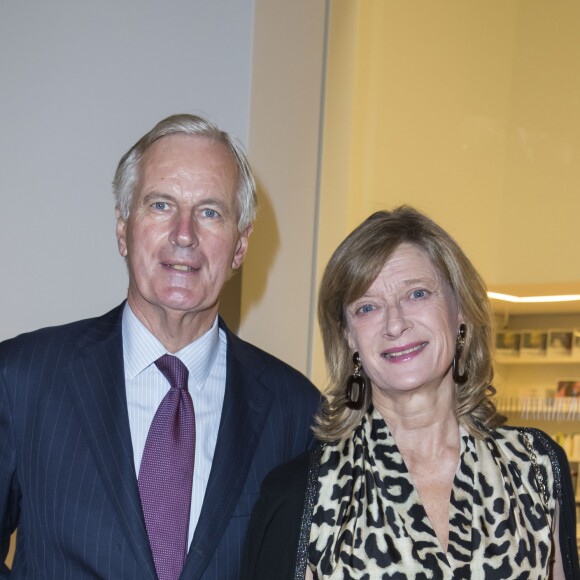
[[294, 443, 323, 580]]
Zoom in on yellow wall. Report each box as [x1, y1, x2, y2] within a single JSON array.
[[314, 0, 580, 384], [499, 1, 580, 285]]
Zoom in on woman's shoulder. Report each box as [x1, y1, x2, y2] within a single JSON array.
[[241, 445, 324, 580], [491, 425, 563, 451], [489, 425, 569, 469]]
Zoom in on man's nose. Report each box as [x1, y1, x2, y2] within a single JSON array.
[[169, 212, 199, 247]]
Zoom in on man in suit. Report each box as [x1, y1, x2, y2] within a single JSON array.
[[0, 114, 320, 579]]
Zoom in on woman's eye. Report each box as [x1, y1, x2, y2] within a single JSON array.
[[411, 289, 429, 300], [357, 304, 375, 314]]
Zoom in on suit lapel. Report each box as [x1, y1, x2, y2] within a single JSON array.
[[181, 324, 274, 579], [65, 304, 156, 579]]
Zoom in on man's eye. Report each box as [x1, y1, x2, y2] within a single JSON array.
[[202, 209, 219, 218], [152, 201, 169, 210]]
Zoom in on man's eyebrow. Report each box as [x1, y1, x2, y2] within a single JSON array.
[[197, 197, 228, 208], [141, 192, 175, 204]]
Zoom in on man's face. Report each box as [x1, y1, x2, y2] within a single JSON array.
[[116, 134, 251, 332]]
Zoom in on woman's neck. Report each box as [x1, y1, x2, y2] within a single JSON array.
[[372, 381, 460, 456]]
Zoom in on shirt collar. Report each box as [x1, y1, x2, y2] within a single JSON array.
[[122, 303, 221, 391]]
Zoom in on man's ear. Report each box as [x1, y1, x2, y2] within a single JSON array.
[[115, 207, 128, 258], [231, 224, 253, 270]]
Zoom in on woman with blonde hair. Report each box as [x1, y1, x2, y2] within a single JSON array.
[[242, 206, 579, 579]]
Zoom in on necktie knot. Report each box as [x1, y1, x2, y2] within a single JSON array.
[[154, 354, 189, 392]]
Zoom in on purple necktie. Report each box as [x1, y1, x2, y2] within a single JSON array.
[[138, 354, 195, 580]]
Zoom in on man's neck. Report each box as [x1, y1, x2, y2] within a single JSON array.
[[127, 298, 218, 353]]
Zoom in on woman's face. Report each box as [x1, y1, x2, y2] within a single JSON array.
[[345, 242, 462, 400]]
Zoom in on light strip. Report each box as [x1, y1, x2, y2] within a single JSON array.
[[487, 291, 580, 304]]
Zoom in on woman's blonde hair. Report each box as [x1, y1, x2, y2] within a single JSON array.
[[315, 206, 505, 441]]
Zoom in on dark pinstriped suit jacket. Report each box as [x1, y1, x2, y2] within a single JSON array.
[[0, 303, 320, 579]]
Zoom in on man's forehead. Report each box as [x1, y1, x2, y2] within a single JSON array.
[[136, 134, 238, 189]]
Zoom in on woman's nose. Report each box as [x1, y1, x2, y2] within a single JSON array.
[[383, 303, 412, 338]]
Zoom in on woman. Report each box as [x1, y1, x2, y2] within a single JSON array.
[[241, 206, 579, 579]]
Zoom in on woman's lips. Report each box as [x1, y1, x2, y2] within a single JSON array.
[[382, 342, 427, 361]]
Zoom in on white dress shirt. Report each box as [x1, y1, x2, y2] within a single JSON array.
[[122, 304, 227, 546]]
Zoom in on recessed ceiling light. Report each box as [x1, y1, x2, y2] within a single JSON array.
[[487, 292, 580, 304]]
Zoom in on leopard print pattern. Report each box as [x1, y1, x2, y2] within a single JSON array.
[[308, 409, 556, 579]]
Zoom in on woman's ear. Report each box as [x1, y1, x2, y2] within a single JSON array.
[[344, 324, 356, 352]]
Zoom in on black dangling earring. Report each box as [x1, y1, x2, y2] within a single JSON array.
[[452, 324, 468, 385], [346, 352, 368, 410]]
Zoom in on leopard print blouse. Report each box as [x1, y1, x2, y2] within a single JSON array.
[[305, 409, 558, 579]]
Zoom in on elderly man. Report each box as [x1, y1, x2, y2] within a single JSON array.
[[0, 114, 319, 579]]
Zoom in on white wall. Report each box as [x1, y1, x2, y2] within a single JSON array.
[[0, 0, 255, 341]]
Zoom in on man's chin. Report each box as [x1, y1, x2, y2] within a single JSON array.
[[158, 298, 212, 315], [129, 291, 215, 316]]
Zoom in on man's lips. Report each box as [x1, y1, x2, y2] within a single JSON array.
[[162, 263, 197, 272], [382, 342, 427, 359]]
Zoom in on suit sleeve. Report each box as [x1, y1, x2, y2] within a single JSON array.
[[0, 367, 19, 575]]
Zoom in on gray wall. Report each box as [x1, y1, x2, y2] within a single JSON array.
[[0, 0, 254, 341]]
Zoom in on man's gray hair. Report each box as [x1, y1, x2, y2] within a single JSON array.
[[113, 114, 257, 232]]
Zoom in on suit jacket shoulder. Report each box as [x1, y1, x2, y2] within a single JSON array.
[[222, 320, 320, 402], [0, 303, 124, 368]]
